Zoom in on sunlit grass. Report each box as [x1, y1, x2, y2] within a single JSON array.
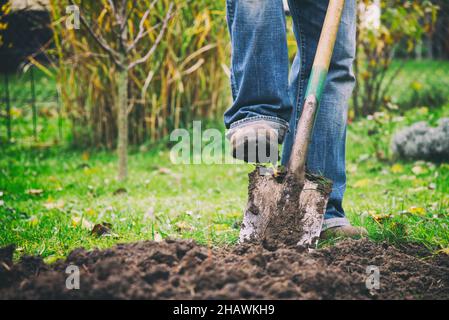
[[1, 103, 449, 260], [345, 103, 449, 250]]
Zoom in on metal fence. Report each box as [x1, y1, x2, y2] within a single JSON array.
[[0, 5, 57, 144], [0, 63, 62, 143]]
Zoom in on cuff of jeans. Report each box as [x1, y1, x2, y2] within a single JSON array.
[[322, 217, 350, 231], [226, 116, 289, 143]]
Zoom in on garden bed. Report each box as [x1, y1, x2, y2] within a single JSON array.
[[1, 239, 448, 299]]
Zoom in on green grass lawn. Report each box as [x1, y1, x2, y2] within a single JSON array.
[[1, 102, 449, 262], [386, 59, 449, 109], [345, 103, 449, 249]]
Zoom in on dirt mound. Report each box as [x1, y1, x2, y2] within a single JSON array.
[[1, 239, 448, 299]]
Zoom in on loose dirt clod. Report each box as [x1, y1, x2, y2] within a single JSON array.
[[1, 239, 448, 299]]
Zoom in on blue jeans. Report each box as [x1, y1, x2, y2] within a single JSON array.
[[224, 0, 356, 230]]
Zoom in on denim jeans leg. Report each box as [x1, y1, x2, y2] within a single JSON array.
[[224, 0, 292, 138], [282, 0, 357, 229]]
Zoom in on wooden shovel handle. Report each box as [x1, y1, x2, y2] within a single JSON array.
[[287, 0, 345, 180]]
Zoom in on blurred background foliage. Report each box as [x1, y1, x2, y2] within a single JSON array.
[[1, 0, 449, 256], [353, 0, 439, 117], [0, 0, 448, 148], [48, 0, 229, 148]]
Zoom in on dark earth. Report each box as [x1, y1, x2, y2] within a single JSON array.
[[1, 239, 448, 299]]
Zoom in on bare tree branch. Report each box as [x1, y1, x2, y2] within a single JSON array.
[[127, 9, 151, 51], [127, 0, 158, 52], [107, 0, 116, 17], [68, 0, 124, 68], [140, 69, 155, 105], [121, 0, 138, 32], [127, 3, 174, 70], [128, 20, 165, 47]]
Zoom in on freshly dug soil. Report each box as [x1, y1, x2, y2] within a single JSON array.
[[1, 239, 448, 299]]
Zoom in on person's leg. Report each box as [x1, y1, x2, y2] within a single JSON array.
[[283, 0, 357, 230], [225, 0, 292, 146]]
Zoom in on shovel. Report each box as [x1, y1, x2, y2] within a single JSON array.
[[239, 0, 346, 247]]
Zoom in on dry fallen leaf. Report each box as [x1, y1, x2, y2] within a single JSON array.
[[71, 216, 94, 230], [91, 222, 115, 237], [347, 164, 358, 174], [390, 164, 404, 174], [85, 208, 96, 216], [369, 212, 392, 223], [113, 188, 127, 196], [43, 255, 60, 265], [143, 207, 155, 221], [175, 221, 194, 232], [214, 224, 231, 233], [84, 167, 99, 176], [409, 187, 427, 194], [28, 216, 39, 226], [226, 211, 241, 219], [412, 165, 427, 175], [26, 189, 44, 196], [353, 178, 371, 188], [154, 232, 163, 242], [157, 167, 182, 182], [43, 200, 65, 210], [82, 152, 90, 161], [407, 206, 426, 216], [157, 167, 173, 175], [77, 163, 90, 170]]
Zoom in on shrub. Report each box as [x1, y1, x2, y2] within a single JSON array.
[[352, 0, 439, 117], [391, 118, 449, 162]]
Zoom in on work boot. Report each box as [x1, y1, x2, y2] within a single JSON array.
[[320, 225, 368, 240], [228, 122, 280, 163]]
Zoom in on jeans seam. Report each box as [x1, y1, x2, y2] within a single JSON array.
[[227, 0, 234, 26], [229, 116, 289, 129], [227, 116, 289, 142], [294, 12, 307, 136], [226, 0, 237, 99]]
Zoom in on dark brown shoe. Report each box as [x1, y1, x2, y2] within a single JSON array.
[[320, 225, 368, 240]]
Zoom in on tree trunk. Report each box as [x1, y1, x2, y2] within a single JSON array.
[[117, 66, 128, 182], [425, 34, 433, 60], [415, 40, 423, 60]]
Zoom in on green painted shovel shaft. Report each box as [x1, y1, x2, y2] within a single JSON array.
[[305, 66, 328, 104], [287, 0, 345, 179]]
